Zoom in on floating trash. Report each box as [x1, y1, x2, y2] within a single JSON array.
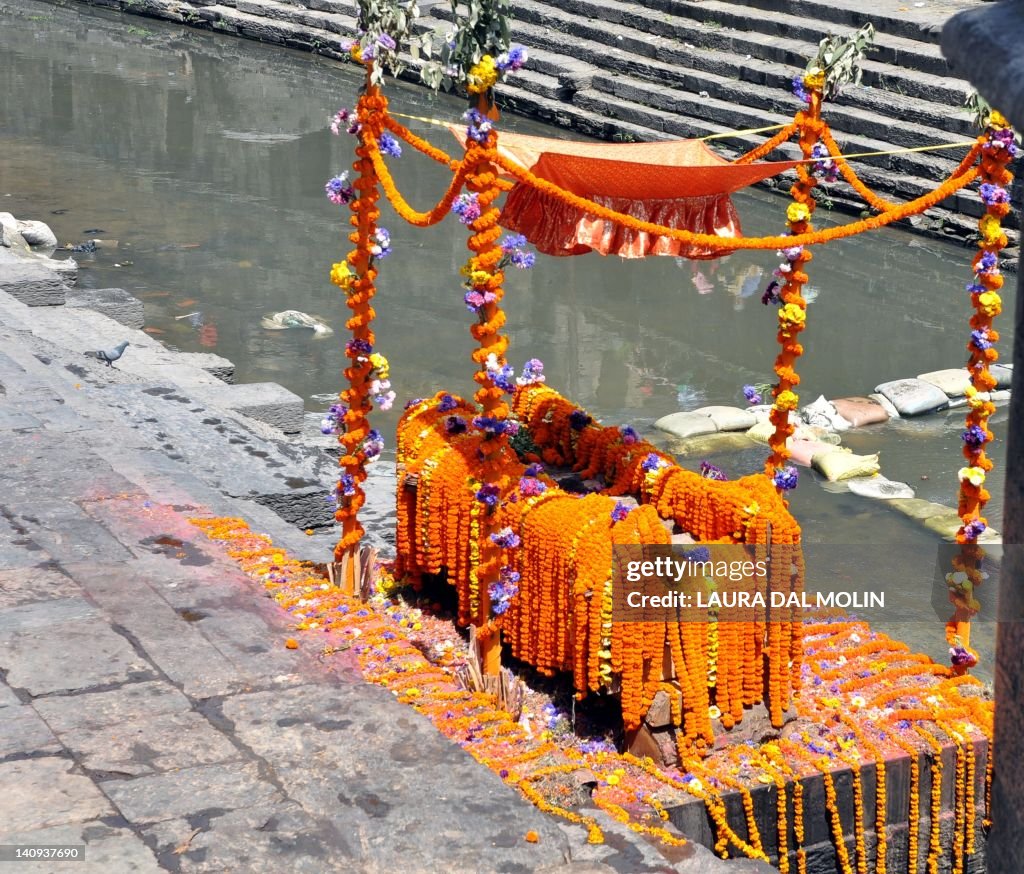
[[261, 310, 333, 337]]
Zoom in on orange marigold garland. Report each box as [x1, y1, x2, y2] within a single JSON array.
[[945, 110, 1016, 673], [325, 80, 396, 564]]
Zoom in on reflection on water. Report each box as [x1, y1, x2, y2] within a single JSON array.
[[0, 0, 1010, 678]]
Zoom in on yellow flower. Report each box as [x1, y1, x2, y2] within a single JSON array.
[[988, 109, 1009, 129], [605, 774, 620, 786], [467, 55, 499, 94], [803, 69, 825, 91], [779, 303, 806, 327], [331, 260, 355, 290], [978, 291, 1002, 316], [979, 214, 1002, 243], [369, 352, 390, 378], [775, 389, 799, 411], [470, 269, 492, 287], [958, 466, 986, 487], [787, 202, 810, 224]]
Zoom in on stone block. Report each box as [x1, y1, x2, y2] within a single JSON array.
[[990, 362, 1013, 389], [0, 261, 66, 306], [874, 378, 949, 416], [0, 704, 62, 758], [174, 352, 235, 383], [198, 382, 304, 433], [886, 497, 955, 521], [0, 822, 161, 873], [32, 681, 191, 733], [66, 287, 145, 330], [16, 220, 58, 249]]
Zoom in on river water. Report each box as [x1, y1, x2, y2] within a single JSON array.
[[0, 0, 1010, 676]]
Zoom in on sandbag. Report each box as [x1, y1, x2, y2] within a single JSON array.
[[789, 439, 839, 467], [746, 419, 776, 444], [801, 395, 852, 431], [873, 379, 949, 417], [886, 497, 952, 521], [654, 411, 718, 439], [869, 393, 901, 419], [671, 431, 756, 457], [991, 363, 1013, 389], [846, 475, 915, 500], [692, 405, 757, 432], [812, 448, 881, 481], [917, 368, 971, 397], [831, 396, 890, 427]]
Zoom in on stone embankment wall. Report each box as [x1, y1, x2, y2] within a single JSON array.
[[60, 0, 1017, 258]]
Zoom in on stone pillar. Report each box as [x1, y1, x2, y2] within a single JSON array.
[[942, 5, 1024, 870]]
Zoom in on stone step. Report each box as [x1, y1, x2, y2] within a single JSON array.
[[493, 15, 975, 182], [196, 4, 350, 55], [233, 0, 353, 36], [510, 0, 951, 80], [721, 0, 949, 46]]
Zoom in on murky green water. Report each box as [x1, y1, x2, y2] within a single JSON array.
[[0, 0, 1010, 676]]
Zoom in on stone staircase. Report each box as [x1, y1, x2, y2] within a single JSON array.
[[83, 0, 1015, 250]]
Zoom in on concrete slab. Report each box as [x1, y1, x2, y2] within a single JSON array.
[[0, 758, 115, 833]]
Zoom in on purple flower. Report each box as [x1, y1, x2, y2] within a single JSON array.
[[404, 397, 425, 410], [896, 720, 912, 730], [962, 519, 987, 541], [742, 384, 762, 405], [761, 279, 782, 306], [683, 546, 711, 563], [519, 476, 547, 497], [362, 430, 384, 459], [791, 75, 810, 104], [966, 282, 986, 295], [346, 338, 372, 356], [463, 108, 493, 144], [780, 245, 804, 262], [773, 466, 799, 491], [525, 463, 544, 476], [475, 483, 501, 510], [489, 567, 521, 616], [501, 233, 527, 253], [510, 250, 536, 269], [699, 461, 728, 481], [376, 33, 396, 51], [329, 107, 351, 136], [620, 425, 639, 445], [371, 227, 391, 259], [962, 425, 987, 448], [325, 173, 356, 205], [496, 45, 528, 72], [473, 416, 518, 437], [569, 410, 592, 431], [378, 132, 402, 158], [445, 415, 467, 435], [438, 393, 457, 412], [490, 527, 521, 549], [338, 474, 356, 497], [611, 501, 632, 523], [487, 359, 516, 393], [970, 328, 993, 351], [950, 645, 978, 667], [977, 251, 999, 275], [979, 182, 1009, 205], [641, 453, 665, 473], [452, 193, 482, 225], [320, 403, 348, 435], [517, 358, 545, 386]]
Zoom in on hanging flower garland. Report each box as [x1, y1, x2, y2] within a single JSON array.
[[764, 72, 824, 492], [325, 82, 400, 561], [945, 110, 1017, 672]]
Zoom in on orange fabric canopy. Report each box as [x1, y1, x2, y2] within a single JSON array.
[[450, 127, 800, 258]]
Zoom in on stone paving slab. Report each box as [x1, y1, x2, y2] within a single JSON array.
[[0, 821, 162, 873], [103, 761, 284, 825], [0, 600, 154, 696], [0, 566, 82, 610], [0, 704, 63, 758], [0, 758, 115, 833], [31, 680, 193, 733]]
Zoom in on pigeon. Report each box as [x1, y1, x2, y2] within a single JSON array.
[[84, 341, 129, 367]]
